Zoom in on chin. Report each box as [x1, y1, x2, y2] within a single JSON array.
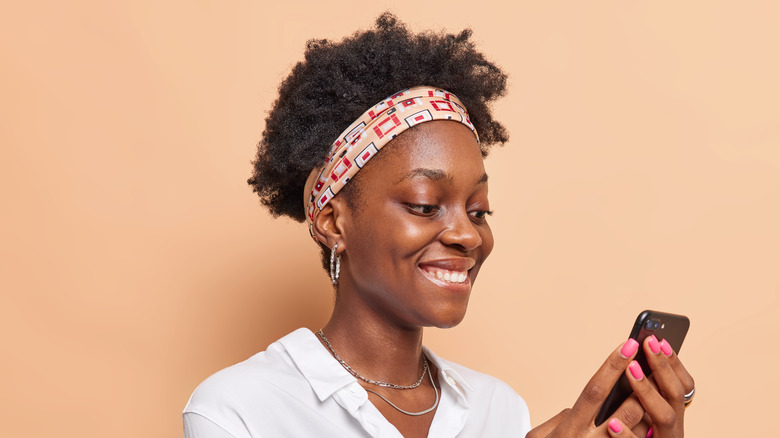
[[426, 306, 469, 329]]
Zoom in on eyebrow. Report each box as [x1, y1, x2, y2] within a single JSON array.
[[397, 168, 489, 185]]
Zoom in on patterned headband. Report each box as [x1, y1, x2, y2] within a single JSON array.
[[303, 85, 479, 239]]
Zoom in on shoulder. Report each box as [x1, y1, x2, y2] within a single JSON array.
[[426, 348, 531, 432], [183, 330, 313, 429], [184, 350, 274, 408], [444, 355, 526, 401]]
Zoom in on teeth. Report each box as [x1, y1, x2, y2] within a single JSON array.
[[424, 268, 469, 284]]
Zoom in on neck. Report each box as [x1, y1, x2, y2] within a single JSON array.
[[320, 293, 426, 386]]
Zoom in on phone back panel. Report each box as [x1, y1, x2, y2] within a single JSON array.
[[594, 310, 690, 426]]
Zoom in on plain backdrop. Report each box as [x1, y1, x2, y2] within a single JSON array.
[[2, 1, 778, 436]]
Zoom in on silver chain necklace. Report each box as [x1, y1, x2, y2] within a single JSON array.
[[317, 329, 427, 389], [365, 364, 439, 416], [316, 329, 439, 416]]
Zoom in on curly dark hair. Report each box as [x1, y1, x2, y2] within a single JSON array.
[[247, 12, 509, 223]]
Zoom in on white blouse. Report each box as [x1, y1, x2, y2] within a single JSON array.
[[183, 328, 531, 437]]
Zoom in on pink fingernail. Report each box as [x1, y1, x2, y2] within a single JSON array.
[[629, 360, 644, 380], [620, 338, 639, 358], [660, 339, 673, 356], [608, 418, 623, 434], [646, 427, 654, 438], [648, 335, 661, 354]]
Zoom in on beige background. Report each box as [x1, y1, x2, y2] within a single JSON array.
[[1, 1, 778, 436]]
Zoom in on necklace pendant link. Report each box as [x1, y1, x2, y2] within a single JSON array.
[[316, 329, 440, 415], [317, 329, 427, 389]]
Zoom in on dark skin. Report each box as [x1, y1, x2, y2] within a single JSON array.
[[313, 121, 493, 437], [527, 335, 695, 438], [311, 121, 695, 437]]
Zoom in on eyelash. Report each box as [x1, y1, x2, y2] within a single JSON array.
[[471, 210, 494, 220], [406, 204, 438, 215], [405, 204, 493, 222]]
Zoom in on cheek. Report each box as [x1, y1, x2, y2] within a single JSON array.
[[480, 225, 495, 260], [396, 219, 435, 249], [348, 211, 430, 266], [373, 206, 435, 249]]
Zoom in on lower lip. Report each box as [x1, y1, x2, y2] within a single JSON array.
[[419, 268, 472, 293]]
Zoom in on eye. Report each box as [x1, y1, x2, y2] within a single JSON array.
[[469, 209, 493, 222], [406, 203, 439, 216]]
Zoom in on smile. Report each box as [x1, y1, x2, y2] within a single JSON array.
[[420, 267, 469, 284]]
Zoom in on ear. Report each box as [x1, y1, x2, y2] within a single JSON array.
[[311, 197, 351, 251]]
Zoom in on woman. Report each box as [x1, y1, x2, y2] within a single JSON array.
[[183, 13, 694, 438]]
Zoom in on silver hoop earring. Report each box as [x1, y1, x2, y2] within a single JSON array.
[[329, 243, 341, 285]]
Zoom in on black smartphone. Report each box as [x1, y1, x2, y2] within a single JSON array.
[[594, 310, 690, 426]]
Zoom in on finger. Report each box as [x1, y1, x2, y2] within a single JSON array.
[[644, 336, 686, 411], [526, 409, 570, 438], [610, 393, 645, 429], [605, 418, 640, 437], [565, 339, 640, 427], [626, 358, 679, 434], [629, 412, 653, 438], [659, 338, 695, 395]]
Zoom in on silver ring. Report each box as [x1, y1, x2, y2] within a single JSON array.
[[683, 387, 695, 408]]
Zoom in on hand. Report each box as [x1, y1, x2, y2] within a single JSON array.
[[527, 336, 694, 438], [605, 336, 695, 438], [527, 338, 648, 438]]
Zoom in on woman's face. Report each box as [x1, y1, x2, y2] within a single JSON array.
[[339, 120, 494, 329]]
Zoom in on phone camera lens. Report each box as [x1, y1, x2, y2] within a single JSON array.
[[646, 320, 654, 329]]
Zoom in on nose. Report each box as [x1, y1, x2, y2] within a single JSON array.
[[439, 207, 482, 251]]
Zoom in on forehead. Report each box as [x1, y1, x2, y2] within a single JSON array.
[[359, 121, 485, 182]]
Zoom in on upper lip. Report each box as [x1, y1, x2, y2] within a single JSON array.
[[418, 258, 476, 271]]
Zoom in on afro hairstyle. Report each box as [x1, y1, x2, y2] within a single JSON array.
[[247, 12, 509, 223]]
